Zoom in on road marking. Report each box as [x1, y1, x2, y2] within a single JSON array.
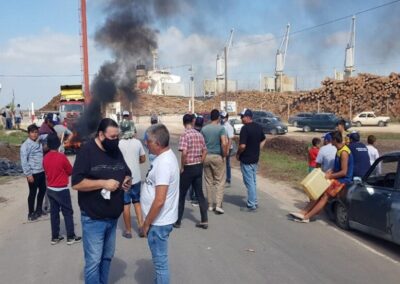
[[319, 221, 400, 266]]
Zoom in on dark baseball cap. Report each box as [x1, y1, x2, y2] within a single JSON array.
[[194, 116, 204, 127], [347, 131, 360, 142], [322, 133, 332, 141], [240, 108, 253, 118]]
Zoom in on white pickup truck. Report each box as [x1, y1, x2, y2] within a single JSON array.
[[352, 111, 390, 127]]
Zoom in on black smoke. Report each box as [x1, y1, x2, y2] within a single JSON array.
[[77, 0, 178, 136]]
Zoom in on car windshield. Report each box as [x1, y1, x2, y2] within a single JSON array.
[[60, 104, 84, 112]]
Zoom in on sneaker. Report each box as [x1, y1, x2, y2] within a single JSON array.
[[66, 236, 82, 245], [208, 207, 214, 212], [191, 201, 199, 207], [173, 222, 181, 228], [28, 213, 38, 222], [51, 236, 64, 245], [225, 182, 231, 188], [215, 207, 225, 214]]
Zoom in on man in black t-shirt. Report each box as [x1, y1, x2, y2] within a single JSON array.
[[72, 118, 131, 284], [236, 109, 266, 211]]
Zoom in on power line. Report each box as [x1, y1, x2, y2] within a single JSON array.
[[231, 0, 400, 50]]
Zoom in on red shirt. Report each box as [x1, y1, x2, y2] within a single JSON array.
[[43, 151, 72, 188], [308, 146, 319, 167], [179, 128, 206, 165]]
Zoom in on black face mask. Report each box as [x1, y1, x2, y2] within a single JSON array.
[[102, 138, 120, 153]]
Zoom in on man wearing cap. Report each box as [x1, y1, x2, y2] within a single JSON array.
[[201, 109, 228, 214], [175, 114, 208, 228], [315, 133, 337, 173], [119, 120, 146, 238], [220, 111, 235, 187], [120, 110, 137, 137], [236, 109, 266, 211], [347, 131, 370, 178]]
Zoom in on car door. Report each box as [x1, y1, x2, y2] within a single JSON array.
[[348, 157, 399, 238], [358, 113, 367, 124], [366, 113, 376, 126]]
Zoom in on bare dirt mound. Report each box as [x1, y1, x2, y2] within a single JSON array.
[[265, 136, 308, 160], [40, 94, 60, 111], [0, 143, 20, 162]]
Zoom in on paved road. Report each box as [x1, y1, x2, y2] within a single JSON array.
[[0, 127, 399, 283]]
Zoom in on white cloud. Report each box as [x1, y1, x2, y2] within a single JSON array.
[[324, 31, 348, 47], [0, 30, 108, 108], [157, 26, 277, 84]]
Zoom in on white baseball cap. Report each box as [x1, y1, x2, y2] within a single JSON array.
[[122, 110, 129, 116]]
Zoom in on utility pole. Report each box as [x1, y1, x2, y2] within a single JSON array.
[[190, 65, 195, 113], [80, 0, 90, 103], [224, 46, 228, 112]]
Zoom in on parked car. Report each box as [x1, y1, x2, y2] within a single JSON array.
[[252, 110, 281, 121], [197, 112, 211, 125], [296, 113, 351, 132], [229, 118, 243, 135], [288, 112, 313, 127], [254, 117, 288, 135], [326, 152, 400, 245], [352, 111, 390, 127]]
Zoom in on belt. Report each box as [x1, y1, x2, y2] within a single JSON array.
[[185, 162, 202, 166]]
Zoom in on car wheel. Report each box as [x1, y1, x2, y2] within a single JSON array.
[[335, 202, 349, 230], [270, 129, 277, 135], [293, 121, 298, 127], [355, 121, 362, 127], [378, 121, 385, 127], [303, 125, 311, 132]]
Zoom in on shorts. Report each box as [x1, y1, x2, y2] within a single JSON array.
[[15, 117, 21, 124], [124, 181, 141, 205], [326, 180, 345, 198]]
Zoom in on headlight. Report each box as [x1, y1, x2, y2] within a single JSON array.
[[276, 126, 282, 129]]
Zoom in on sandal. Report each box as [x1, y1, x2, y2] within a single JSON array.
[[122, 231, 133, 239]]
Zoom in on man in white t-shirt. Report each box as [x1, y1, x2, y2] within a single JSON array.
[[315, 133, 337, 172], [140, 124, 179, 284], [119, 127, 146, 238], [366, 135, 381, 175], [221, 111, 235, 186]]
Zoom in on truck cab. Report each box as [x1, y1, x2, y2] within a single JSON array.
[[59, 85, 85, 128]]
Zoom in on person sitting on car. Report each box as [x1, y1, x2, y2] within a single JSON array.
[[290, 131, 354, 223], [347, 131, 370, 179]]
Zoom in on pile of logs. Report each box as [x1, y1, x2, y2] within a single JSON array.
[[40, 73, 400, 120]]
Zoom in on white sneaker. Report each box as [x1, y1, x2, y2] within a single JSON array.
[[215, 207, 224, 214], [208, 207, 214, 212]]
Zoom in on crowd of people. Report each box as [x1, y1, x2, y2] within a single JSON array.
[[0, 104, 23, 130], [291, 119, 381, 223], [18, 108, 384, 283], [19, 108, 267, 284]]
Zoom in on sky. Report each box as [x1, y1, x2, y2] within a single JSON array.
[[0, 0, 399, 109]]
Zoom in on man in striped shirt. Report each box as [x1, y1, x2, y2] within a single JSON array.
[[174, 114, 208, 229]]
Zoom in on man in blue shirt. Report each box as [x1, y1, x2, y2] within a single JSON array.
[[347, 131, 370, 178]]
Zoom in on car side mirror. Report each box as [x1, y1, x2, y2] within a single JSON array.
[[353, 176, 363, 185]]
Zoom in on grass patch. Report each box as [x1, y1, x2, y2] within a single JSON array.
[[259, 150, 308, 186], [0, 130, 27, 145], [359, 132, 400, 140]]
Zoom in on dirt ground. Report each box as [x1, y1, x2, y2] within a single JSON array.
[[0, 144, 20, 162]]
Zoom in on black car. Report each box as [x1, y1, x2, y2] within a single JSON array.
[[254, 117, 288, 135], [288, 112, 313, 127], [252, 110, 281, 121], [326, 152, 400, 245], [296, 113, 351, 132]]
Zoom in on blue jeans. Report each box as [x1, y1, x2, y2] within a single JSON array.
[[47, 188, 75, 239], [147, 224, 173, 284], [226, 152, 231, 183], [240, 163, 258, 208], [124, 181, 141, 204], [81, 213, 118, 284]]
